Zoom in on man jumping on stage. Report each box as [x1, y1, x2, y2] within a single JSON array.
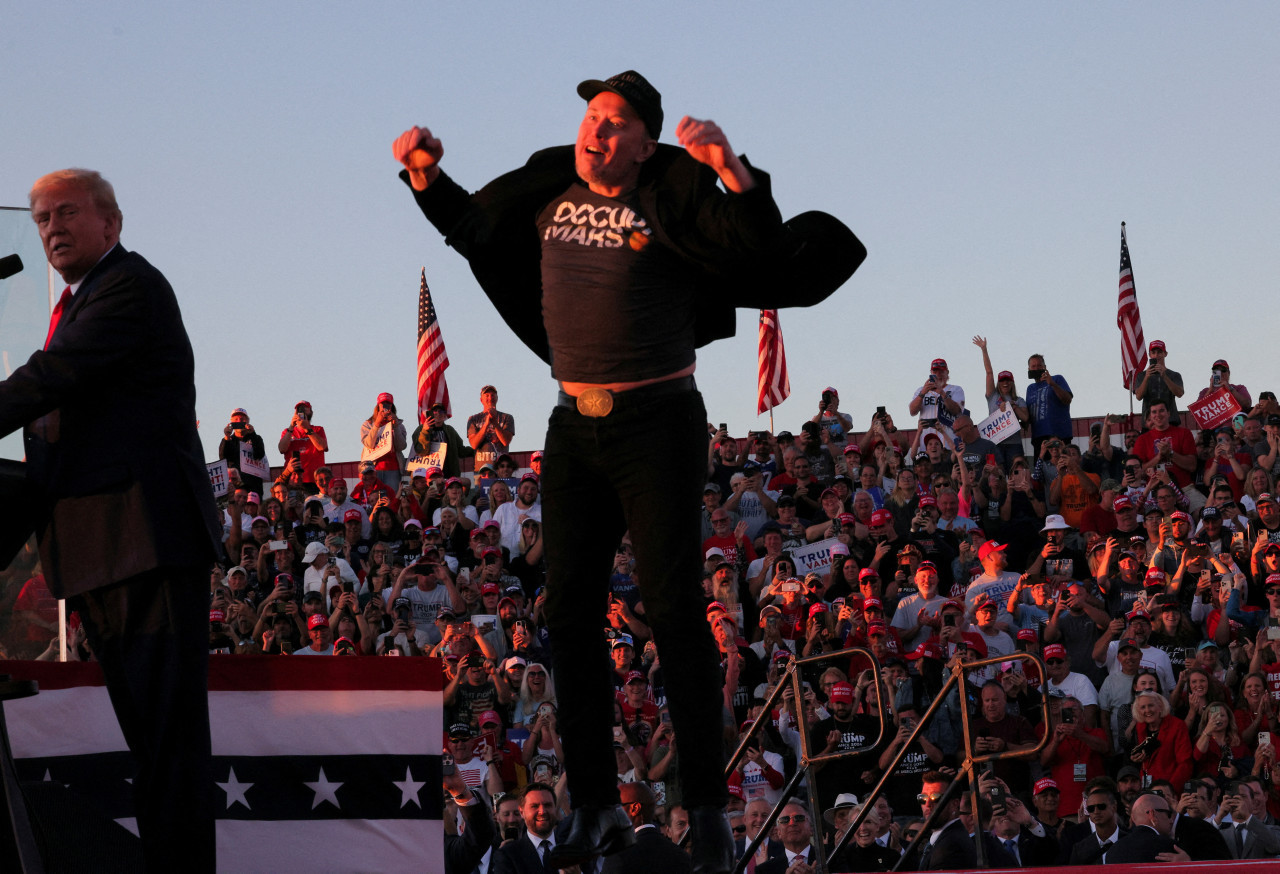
[[394, 70, 863, 873]]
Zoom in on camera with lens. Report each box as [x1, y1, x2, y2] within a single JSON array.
[[1133, 730, 1161, 757]]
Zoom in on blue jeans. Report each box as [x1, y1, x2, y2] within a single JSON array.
[[540, 386, 727, 808]]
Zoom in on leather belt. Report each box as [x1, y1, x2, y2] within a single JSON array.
[[557, 375, 697, 418]]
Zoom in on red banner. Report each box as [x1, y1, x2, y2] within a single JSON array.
[[1187, 387, 1242, 430]]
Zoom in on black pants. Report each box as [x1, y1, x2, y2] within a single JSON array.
[[541, 386, 727, 808], [73, 566, 214, 872]]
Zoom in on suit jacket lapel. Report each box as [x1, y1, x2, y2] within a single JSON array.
[[55, 245, 126, 339]]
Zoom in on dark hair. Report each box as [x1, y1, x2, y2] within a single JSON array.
[[921, 769, 952, 789], [1084, 777, 1120, 806], [519, 782, 556, 804]]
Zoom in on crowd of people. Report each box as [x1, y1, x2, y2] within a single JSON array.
[[5, 343, 1280, 871]]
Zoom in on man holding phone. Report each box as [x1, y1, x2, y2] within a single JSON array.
[[1025, 354, 1073, 456], [277, 400, 328, 492], [909, 358, 965, 440]]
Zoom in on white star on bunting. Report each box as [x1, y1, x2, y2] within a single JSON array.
[[392, 766, 426, 809], [216, 767, 253, 810], [304, 766, 344, 810]]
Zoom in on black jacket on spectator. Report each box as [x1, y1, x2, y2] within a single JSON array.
[[1174, 813, 1231, 860], [1102, 825, 1175, 863]]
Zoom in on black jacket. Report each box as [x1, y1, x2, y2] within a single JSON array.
[[0, 245, 221, 596], [402, 145, 865, 367], [601, 825, 692, 874], [1103, 825, 1176, 864], [1174, 813, 1231, 860]]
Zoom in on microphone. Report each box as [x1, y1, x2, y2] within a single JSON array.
[[0, 254, 23, 280]]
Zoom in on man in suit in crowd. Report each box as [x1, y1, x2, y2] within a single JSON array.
[[0, 169, 221, 870], [1063, 782, 1127, 865], [1170, 793, 1231, 860], [914, 771, 976, 870], [737, 798, 785, 872], [755, 799, 819, 874], [987, 793, 1058, 866], [1217, 780, 1280, 859], [1104, 791, 1189, 864], [493, 783, 561, 874], [601, 782, 692, 874]]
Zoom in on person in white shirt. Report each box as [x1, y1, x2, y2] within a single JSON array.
[[292, 613, 333, 655], [909, 358, 965, 441], [492, 473, 542, 553], [890, 562, 950, 650], [299, 541, 359, 599], [965, 541, 1022, 626]]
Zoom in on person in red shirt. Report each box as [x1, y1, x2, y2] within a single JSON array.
[[476, 708, 526, 794], [1037, 694, 1108, 813], [1131, 401, 1197, 489], [1131, 689, 1193, 792], [702, 512, 757, 566], [350, 460, 399, 514], [277, 400, 328, 492], [616, 671, 660, 745]]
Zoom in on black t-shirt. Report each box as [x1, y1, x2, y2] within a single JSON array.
[[958, 436, 999, 473], [538, 183, 696, 382], [808, 714, 882, 810]]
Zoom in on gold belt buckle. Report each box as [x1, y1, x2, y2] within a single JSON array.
[[575, 387, 614, 417]]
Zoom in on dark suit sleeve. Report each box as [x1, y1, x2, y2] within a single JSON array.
[[0, 253, 157, 436]]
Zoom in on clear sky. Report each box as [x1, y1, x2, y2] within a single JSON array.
[[2, 4, 1277, 464]]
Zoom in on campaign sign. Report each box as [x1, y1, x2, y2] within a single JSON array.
[[474, 477, 519, 499], [405, 443, 447, 474], [238, 443, 270, 480], [1188, 387, 1242, 431], [792, 536, 841, 576], [976, 407, 1021, 444], [360, 423, 397, 463], [207, 459, 229, 497]]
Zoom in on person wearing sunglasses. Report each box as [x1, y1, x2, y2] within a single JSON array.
[[752, 800, 817, 874], [1063, 781, 1126, 864], [908, 770, 974, 871], [1103, 791, 1191, 863]]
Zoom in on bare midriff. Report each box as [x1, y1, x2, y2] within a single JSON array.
[[559, 363, 696, 397]]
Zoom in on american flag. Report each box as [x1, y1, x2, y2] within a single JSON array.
[[5, 657, 444, 873], [1116, 223, 1147, 389], [416, 268, 451, 422], [757, 309, 790, 414]]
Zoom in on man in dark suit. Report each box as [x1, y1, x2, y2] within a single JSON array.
[[601, 782, 692, 874], [1063, 783, 1127, 865], [1, 169, 221, 870], [1171, 807, 1232, 860], [755, 799, 819, 874], [988, 795, 1058, 866], [737, 798, 785, 872], [493, 783, 561, 874], [1104, 792, 1188, 864], [1217, 780, 1280, 859], [912, 772, 977, 871]]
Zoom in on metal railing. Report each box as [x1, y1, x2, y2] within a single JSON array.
[[726, 646, 887, 874], [727, 647, 1050, 874]]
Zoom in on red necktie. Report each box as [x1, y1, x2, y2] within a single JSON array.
[[44, 286, 72, 350]]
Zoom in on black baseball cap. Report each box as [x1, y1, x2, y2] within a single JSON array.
[[577, 70, 663, 138]]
